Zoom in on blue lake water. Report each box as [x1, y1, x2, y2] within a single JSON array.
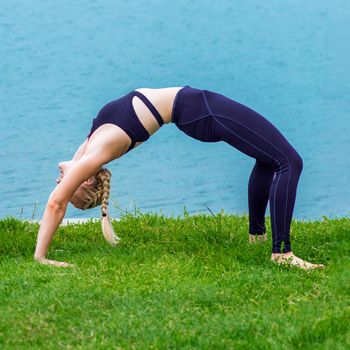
[[1, 0, 349, 221]]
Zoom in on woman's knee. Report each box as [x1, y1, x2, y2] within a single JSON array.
[[286, 148, 303, 173]]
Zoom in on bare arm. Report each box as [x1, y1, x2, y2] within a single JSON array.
[[34, 203, 70, 267], [35, 127, 129, 266], [72, 139, 89, 161], [34, 154, 104, 266]]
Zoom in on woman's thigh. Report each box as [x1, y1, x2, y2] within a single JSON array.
[[205, 90, 297, 167]]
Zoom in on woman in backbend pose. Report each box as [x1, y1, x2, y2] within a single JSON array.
[[34, 85, 324, 269]]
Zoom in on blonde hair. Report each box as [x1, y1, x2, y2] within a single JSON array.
[[70, 168, 120, 245]]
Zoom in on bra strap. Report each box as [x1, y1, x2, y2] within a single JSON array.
[[133, 91, 164, 127]]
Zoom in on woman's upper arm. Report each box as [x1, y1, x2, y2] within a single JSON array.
[[72, 139, 89, 161], [49, 155, 104, 206]]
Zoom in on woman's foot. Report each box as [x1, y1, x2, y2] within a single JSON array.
[[249, 234, 256, 243], [271, 252, 324, 270], [257, 234, 267, 242], [249, 233, 267, 243]]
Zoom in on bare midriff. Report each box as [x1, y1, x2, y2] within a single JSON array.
[[132, 86, 184, 148]]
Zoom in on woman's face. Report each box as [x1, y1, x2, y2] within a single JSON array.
[[56, 160, 96, 208], [56, 160, 73, 184], [56, 160, 97, 186]]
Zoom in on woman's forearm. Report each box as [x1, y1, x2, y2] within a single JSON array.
[[34, 202, 67, 260]]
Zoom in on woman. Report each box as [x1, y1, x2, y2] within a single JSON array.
[[34, 85, 324, 269]]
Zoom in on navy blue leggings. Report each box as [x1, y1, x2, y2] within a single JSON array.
[[173, 86, 303, 253]]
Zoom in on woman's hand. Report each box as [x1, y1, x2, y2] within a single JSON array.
[[34, 256, 74, 267]]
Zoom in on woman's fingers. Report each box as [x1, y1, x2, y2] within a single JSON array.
[[36, 258, 74, 267], [49, 260, 74, 267]]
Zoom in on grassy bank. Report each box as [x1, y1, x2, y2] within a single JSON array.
[[0, 209, 349, 349]]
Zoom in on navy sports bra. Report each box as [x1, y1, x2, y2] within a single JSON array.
[[87, 90, 165, 153]]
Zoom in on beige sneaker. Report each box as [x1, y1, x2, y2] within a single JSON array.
[[249, 234, 257, 243], [257, 234, 267, 242], [271, 252, 324, 270], [249, 233, 267, 243]]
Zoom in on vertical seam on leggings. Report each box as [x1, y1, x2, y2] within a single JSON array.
[[212, 115, 291, 250], [213, 113, 292, 241], [272, 173, 282, 251], [202, 91, 213, 115]]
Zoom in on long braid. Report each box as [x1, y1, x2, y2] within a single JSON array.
[[97, 169, 121, 245], [99, 169, 110, 217], [70, 167, 121, 245]]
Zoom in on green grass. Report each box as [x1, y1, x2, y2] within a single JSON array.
[[0, 208, 349, 350]]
